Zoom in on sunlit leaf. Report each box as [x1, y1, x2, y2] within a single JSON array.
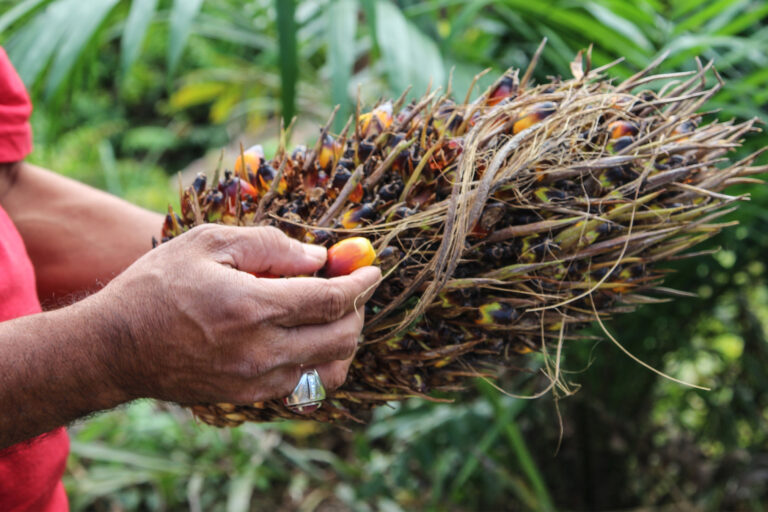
[[121, 0, 158, 76], [210, 87, 241, 123], [674, 0, 742, 33], [167, 0, 204, 75], [5, 0, 78, 86], [671, 0, 709, 19], [498, 0, 650, 66], [585, 2, 653, 52], [44, 0, 120, 98], [170, 81, 227, 110], [0, 0, 48, 35], [714, 1, 768, 35], [374, 0, 445, 97]]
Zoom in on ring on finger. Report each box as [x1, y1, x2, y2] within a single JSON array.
[[283, 369, 326, 414]]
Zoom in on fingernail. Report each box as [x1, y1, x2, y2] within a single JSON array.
[[303, 243, 327, 262]]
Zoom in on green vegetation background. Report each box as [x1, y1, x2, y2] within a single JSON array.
[[1, 0, 767, 510]]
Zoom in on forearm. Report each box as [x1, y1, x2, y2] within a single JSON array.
[[0, 162, 164, 303], [0, 295, 131, 449]]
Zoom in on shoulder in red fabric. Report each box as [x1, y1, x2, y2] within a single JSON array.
[[0, 46, 33, 163]]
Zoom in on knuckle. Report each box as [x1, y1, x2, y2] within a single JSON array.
[[323, 366, 349, 390], [335, 333, 358, 360], [230, 356, 270, 381], [322, 285, 349, 320], [231, 388, 259, 405], [256, 226, 288, 250], [276, 366, 303, 397], [192, 224, 231, 249], [325, 313, 362, 360], [189, 223, 217, 236], [223, 297, 255, 322]]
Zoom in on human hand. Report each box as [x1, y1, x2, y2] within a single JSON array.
[[85, 224, 381, 406]]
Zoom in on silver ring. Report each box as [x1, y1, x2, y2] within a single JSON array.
[[283, 369, 326, 414]]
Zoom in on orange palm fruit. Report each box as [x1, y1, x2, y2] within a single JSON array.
[[512, 101, 556, 134], [359, 102, 393, 137], [607, 120, 639, 139], [256, 163, 287, 196], [234, 144, 265, 179], [672, 120, 696, 142], [487, 75, 517, 106], [324, 237, 376, 277], [317, 134, 344, 170]]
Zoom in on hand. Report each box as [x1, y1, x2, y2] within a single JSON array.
[[86, 224, 381, 405]]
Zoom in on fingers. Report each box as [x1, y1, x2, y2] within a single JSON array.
[[222, 310, 363, 404], [191, 224, 327, 276], [271, 310, 363, 367], [231, 359, 352, 404], [259, 265, 381, 327]]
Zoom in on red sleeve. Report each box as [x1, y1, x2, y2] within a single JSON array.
[[0, 49, 68, 512], [0, 46, 33, 163]]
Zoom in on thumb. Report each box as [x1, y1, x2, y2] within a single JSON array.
[[212, 225, 327, 276]]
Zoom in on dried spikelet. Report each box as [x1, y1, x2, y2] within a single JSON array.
[[165, 50, 765, 427]]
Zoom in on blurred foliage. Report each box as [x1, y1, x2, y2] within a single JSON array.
[[1, 0, 767, 510]]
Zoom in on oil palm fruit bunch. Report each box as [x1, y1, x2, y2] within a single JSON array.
[[161, 49, 765, 427]]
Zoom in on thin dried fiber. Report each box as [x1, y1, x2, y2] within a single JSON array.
[[162, 52, 765, 427]]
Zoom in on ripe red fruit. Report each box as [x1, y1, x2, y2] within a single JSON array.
[[324, 237, 376, 278]]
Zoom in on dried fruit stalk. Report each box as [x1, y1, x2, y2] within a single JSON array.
[[161, 51, 765, 427]]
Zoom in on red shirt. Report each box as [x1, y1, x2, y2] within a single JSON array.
[[0, 47, 70, 512]]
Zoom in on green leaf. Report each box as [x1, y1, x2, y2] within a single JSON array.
[[660, 33, 753, 68], [591, 0, 656, 27], [327, 0, 358, 131], [0, 0, 48, 35], [450, 392, 522, 495], [5, 0, 79, 86], [715, 1, 768, 36], [674, 0, 742, 33], [169, 81, 228, 110], [275, 0, 298, 122], [671, 0, 709, 19], [359, 0, 378, 57], [446, 58, 494, 102], [67, 466, 159, 510], [447, 0, 493, 45], [98, 139, 122, 196], [478, 380, 555, 512], [226, 466, 257, 512], [44, 0, 120, 98], [374, 0, 445, 97], [167, 0, 204, 75], [121, 0, 158, 77], [121, 125, 178, 153], [585, 1, 653, 52], [497, 0, 651, 66], [192, 14, 274, 49], [69, 441, 189, 473]]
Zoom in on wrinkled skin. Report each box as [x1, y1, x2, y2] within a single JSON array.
[[0, 223, 380, 449], [106, 224, 381, 404]]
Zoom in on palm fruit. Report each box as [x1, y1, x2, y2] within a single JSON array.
[[323, 237, 376, 278], [165, 50, 766, 428]]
